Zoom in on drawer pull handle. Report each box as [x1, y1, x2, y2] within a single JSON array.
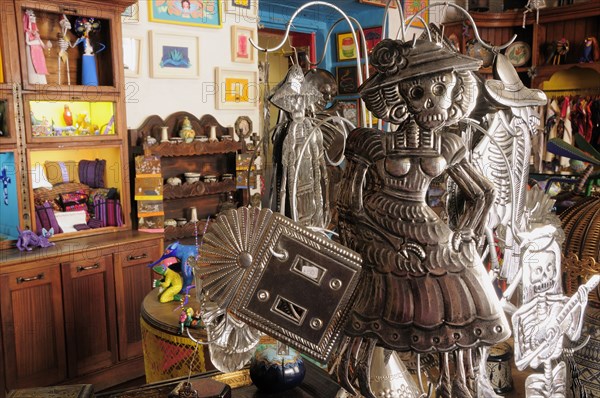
[[77, 263, 100, 272], [127, 253, 148, 261], [16, 273, 44, 284]]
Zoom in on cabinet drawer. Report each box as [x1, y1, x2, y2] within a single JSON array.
[[65, 254, 111, 279]]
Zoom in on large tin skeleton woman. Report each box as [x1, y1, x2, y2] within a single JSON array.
[[332, 37, 510, 398]]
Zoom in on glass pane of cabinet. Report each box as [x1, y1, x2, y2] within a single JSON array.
[[0, 151, 21, 244], [28, 99, 116, 140]]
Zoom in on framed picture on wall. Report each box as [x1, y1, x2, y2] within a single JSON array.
[[231, 25, 256, 63], [336, 32, 360, 61], [224, 0, 258, 19], [123, 37, 142, 77], [215, 68, 259, 109], [122, 1, 140, 23], [148, 0, 222, 28], [358, 0, 397, 8], [339, 100, 360, 128], [149, 31, 200, 79], [363, 26, 383, 54], [404, 0, 429, 28], [336, 66, 359, 95]]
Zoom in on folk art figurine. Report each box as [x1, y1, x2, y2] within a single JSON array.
[[579, 36, 600, 63], [269, 63, 330, 229], [331, 38, 511, 398], [23, 9, 49, 84], [16, 227, 54, 251], [152, 257, 184, 303], [73, 17, 104, 86], [148, 241, 196, 297], [57, 15, 75, 85]]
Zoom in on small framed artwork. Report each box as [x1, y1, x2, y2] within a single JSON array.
[[149, 31, 200, 79], [123, 37, 142, 77], [336, 66, 359, 95], [224, 0, 258, 19], [363, 26, 383, 54], [231, 25, 256, 63], [336, 32, 360, 61], [215, 68, 259, 110], [339, 100, 360, 128], [148, 0, 222, 28], [404, 0, 429, 28], [234, 116, 253, 138], [358, 0, 397, 8], [122, 1, 140, 23]]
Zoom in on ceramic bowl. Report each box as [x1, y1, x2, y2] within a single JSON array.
[[175, 218, 188, 227], [170, 137, 183, 143], [194, 135, 209, 142], [221, 173, 234, 181], [184, 172, 201, 184], [164, 218, 177, 227], [220, 135, 233, 141], [203, 175, 218, 183]]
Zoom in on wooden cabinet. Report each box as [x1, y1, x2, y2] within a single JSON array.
[[114, 241, 159, 360], [0, 263, 67, 389], [0, 0, 134, 241], [61, 253, 117, 377], [130, 113, 249, 243], [443, 1, 600, 88], [0, 231, 163, 396]]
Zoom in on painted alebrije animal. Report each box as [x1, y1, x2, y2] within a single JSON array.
[[148, 241, 197, 295], [152, 258, 183, 303], [16, 227, 54, 251]]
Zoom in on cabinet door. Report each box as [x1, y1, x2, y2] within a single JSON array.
[[114, 240, 161, 359], [0, 264, 66, 390], [61, 253, 118, 377]]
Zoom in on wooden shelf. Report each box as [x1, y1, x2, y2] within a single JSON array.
[[164, 219, 213, 241], [146, 140, 242, 157], [163, 180, 236, 200]]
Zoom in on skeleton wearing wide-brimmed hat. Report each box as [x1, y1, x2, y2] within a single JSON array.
[[332, 37, 511, 398]]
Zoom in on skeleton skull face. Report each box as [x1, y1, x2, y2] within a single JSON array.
[[527, 252, 558, 295], [400, 71, 457, 130]]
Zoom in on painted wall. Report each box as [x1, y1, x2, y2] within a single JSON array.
[[122, 4, 259, 133]]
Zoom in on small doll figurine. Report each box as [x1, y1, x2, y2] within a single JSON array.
[[579, 36, 600, 63], [57, 15, 75, 85], [73, 17, 104, 86], [23, 9, 49, 84]]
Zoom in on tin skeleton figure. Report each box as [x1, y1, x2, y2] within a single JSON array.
[[57, 14, 75, 85], [269, 64, 330, 228], [331, 38, 510, 398], [472, 53, 547, 284], [511, 223, 599, 398]]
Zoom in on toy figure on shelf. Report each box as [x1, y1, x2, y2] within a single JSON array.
[[1, 166, 11, 205], [269, 64, 329, 228], [23, 9, 49, 84], [63, 104, 73, 126], [152, 257, 184, 303], [178, 306, 203, 335], [579, 36, 600, 63], [331, 38, 510, 398], [148, 241, 197, 296], [547, 38, 570, 65], [16, 227, 54, 251], [73, 17, 104, 86], [57, 15, 75, 85]]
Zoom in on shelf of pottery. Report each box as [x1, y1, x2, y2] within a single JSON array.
[[131, 112, 253, 243]]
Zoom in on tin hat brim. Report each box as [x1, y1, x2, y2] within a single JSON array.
[[484, 54, 547, 107], [360, 40, 483, 96]]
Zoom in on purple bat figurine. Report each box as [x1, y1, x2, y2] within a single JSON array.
[[16, 227, 55, 251]]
